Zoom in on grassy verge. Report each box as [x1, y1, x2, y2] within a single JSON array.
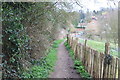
[[79, 39, 118, 57], [22, 39, 64, 78], [64, 41, 92, 79]]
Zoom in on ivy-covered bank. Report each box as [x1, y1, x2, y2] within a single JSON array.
[[22, 39, 63, 78], [64, 41, 92, 79], [2, 2, 79, 79], [2, 2, 64, 78], [2, 3, 32, 78]]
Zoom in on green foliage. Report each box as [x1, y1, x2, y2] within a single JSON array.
[[74, 60, 91, 79], [2, 2, 65, 78], [45, 48, 57, 70], [2, 2, 33, 78], [52, 39, 64, 48], [23, 65, 48, 78], [64, 42, 71, 50], [2, 2, 79, 79], [64, 42, 74, 59], [74, 60, 82, 66], [22, 39, 63, 78], [64, 41, 91, 79]]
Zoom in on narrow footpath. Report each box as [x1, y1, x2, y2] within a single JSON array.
[[49, 41, 81, 78]]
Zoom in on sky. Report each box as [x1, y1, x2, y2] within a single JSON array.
[[73, 0, 119, 12]]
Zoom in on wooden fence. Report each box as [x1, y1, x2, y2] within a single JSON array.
[[67, 34, 120, 78]]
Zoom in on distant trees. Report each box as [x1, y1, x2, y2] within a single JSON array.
[[82, 6, 118, 44], [98, 9, 118, 44]]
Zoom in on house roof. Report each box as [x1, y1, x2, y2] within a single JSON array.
[[92, 16, 97, 20], [77, 23, 87, 28]]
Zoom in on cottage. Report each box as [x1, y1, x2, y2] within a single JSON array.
[[76, 23, 87, 32], [85, 16, 100, 35]]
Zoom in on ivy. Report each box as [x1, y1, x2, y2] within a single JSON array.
[[2, 2, 32, 79], [2, 2, 79, 79]]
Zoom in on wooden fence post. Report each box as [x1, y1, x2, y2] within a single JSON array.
[[75, 38, 79, 59], [67, 34, 69, 44], [67, 36, 119, 78], [118, 59, 120, 79], [105, 43, 110, 55], [103, 42, 110, 78], [83, 39, 87, 65], [69, 35, 71, 45]]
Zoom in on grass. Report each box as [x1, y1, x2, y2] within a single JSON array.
[[64, 41, 92, 79], [22, 39, 64, 78], [79, 39, 118, 57]]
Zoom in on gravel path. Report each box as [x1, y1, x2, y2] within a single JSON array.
[[49, 41, 81, 78]]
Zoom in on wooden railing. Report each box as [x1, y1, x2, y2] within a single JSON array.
[[67, 34, 120, 78]]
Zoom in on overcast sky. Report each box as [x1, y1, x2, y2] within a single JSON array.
[[73, 0, 119, 12]]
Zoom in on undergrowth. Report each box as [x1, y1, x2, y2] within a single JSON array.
[[22, 39, 64, 78], [64, 41, 92, 79]]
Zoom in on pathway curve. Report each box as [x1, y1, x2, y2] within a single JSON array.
[[49, 41, 81, 78]]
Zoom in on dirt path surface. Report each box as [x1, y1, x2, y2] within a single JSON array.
[[49, 41, 80, 78]]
